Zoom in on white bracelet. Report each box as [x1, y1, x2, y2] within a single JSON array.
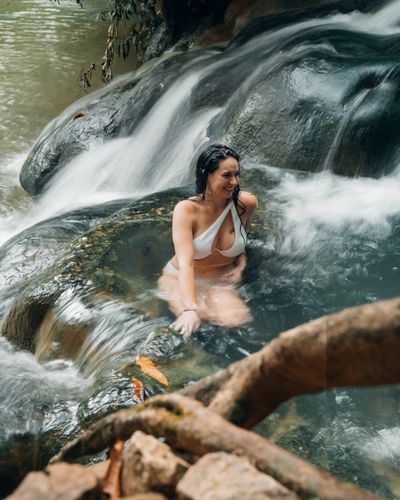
[[181, 299, 198, 311]]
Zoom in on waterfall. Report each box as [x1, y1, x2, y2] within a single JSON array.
[[4, 0, 399, 233], [33, 67, 221, 219], [321, 88, 372, 172]]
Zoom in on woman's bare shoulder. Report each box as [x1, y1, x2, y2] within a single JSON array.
[[173, 198, 198, 216], [239, 191, 258, 210]]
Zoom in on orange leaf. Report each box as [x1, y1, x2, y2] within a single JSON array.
[[131, 376, 145, 402], [136, 355, 169, 386], [102, 440, 124, 499]]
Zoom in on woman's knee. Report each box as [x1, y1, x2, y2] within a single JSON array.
[[207, 288, 252, 327]]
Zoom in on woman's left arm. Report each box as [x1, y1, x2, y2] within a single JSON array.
[[242, 191, 258, 230]]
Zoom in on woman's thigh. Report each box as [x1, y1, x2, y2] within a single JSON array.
[[158, 272, 251, 327], [200, 285, 252, 327]]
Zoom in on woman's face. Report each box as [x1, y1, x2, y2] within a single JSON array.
[[206, 156, 240, 200]]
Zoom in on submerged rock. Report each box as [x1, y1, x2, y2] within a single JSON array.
[[275, 423, 395, 499], [0, 191, 186, 490], [1, 190, 180, 353]]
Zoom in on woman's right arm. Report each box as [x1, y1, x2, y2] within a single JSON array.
[[170, 201, 201, 335]]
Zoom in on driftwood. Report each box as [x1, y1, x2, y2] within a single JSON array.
[[52, 394, 377, 500], [51, 298, 400, 499], [181, 297, 400, 427]]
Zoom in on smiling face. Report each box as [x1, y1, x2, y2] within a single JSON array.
[[206, 156, 240, 200]]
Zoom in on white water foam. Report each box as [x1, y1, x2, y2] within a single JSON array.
[[26, 68, 220, 222], [270, 169, 400, 256]]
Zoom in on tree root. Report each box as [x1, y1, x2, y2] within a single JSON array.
[[51, 394, 377, 499], [181, 297, 400, 427], [52, 298, 400, 499]]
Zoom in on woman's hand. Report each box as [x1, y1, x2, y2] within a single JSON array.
[[222, 265, 244, 285], [170, 310, 201, 336], [222, 254, 247, 285]]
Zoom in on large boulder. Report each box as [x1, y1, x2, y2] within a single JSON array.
[[19, 53, 199, 195], [0, 191, 181, 491], [1, 191, 179, 353], [215, 26, 400, 177], [20, 1, 394, 195]]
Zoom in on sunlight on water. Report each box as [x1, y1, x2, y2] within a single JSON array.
[[0, 0, 122, 159]]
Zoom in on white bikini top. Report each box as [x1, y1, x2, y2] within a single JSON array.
[[193, 201, 246, 260]]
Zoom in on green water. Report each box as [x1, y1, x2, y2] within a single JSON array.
[[0, 0, 133, 161]]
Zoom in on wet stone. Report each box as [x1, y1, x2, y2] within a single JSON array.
[[121, 430, 189, 496], [7, 462, 100, 500], [176, 452, 299, 500]]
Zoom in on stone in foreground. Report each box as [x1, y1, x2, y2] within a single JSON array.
[[176, 451, 299, 499], [122, 430, 189, 496]]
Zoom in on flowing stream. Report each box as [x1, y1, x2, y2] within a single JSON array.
[[0, 0, 399, 497]]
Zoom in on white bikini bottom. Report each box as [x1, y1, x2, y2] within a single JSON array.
[[163, 259, 230, 287]]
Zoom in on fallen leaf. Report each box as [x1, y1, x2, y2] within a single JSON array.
[[131, 376, 145, 402], [136, 355, 169, 386], [73, 110, 86, 120], [102, 440, 124, 499]]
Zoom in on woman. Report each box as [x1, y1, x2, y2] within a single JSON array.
[[158, 144, 257, 336]]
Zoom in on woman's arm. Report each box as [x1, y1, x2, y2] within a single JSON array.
[[242, 191, 258, 230], [170, 201, 201, 335]]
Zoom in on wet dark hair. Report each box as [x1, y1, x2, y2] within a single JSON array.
[[195, 144, 244, 215]]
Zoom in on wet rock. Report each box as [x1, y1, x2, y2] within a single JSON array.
[[121, 431, 189, 496], [22, 0, 400, 196], [19, 51, 201, 196], [176, 452, 298, 499], [1, 190, 181, 354], [0, 200, 129, 287], [226, 0, 382, 44], [7, 462, 100, 500], [212, 25, 400, 177], [0, 191, 183, 490]]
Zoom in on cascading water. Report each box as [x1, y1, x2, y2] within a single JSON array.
[[1, 0, 400, 496]]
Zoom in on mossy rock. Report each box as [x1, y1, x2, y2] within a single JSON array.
[[1, 190, 184, 355]]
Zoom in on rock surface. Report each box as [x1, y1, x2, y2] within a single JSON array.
[[20, 0, 395, 195], [1, 191, 178, 353], [6, 462, 101, 500], [122, 431, 189, 496], [176, 452, 299, 499]]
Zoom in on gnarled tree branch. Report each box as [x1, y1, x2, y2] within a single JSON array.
[[181, 297, 400, 427], [51, 394, 377, 500]]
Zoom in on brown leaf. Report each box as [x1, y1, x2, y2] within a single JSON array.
[[73, 111, 86, 120], [102, 440, 124, 499], [131, 376, 145, 402], [136, 355, 169, 386]]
